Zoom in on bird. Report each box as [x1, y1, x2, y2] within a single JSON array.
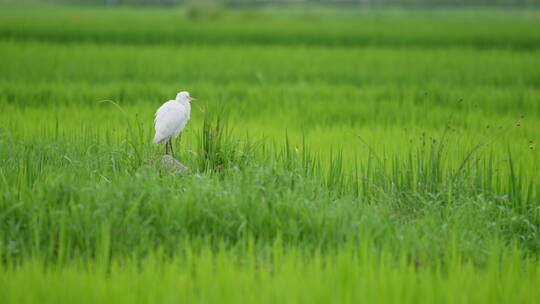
[[153, 91, 196, 158]]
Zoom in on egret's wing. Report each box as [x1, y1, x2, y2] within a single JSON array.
[[153, 100, 187, 144]]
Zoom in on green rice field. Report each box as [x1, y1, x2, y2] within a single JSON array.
[[0, 4, 539, 303]]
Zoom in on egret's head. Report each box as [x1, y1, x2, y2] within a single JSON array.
[[176, 91, 196, 103]]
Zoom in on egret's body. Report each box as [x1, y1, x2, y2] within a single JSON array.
[[153, 91, 196, 157]]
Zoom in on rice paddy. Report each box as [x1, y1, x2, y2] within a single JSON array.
[[0, 4, 539, 303]]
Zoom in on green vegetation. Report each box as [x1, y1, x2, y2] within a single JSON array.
[[0, 5, 539, 303]]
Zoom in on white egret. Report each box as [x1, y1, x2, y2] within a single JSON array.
[[153, 91, 196, 158]]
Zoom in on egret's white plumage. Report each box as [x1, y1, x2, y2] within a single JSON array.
[[153, 91, 196, 153]]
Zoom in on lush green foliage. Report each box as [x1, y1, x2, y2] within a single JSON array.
[[0, 5, 539, 303], [4, 0, 540, 7], [1, 6, 540, 49]]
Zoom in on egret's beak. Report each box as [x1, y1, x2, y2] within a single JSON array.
[[189, 97, 197, 102]]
